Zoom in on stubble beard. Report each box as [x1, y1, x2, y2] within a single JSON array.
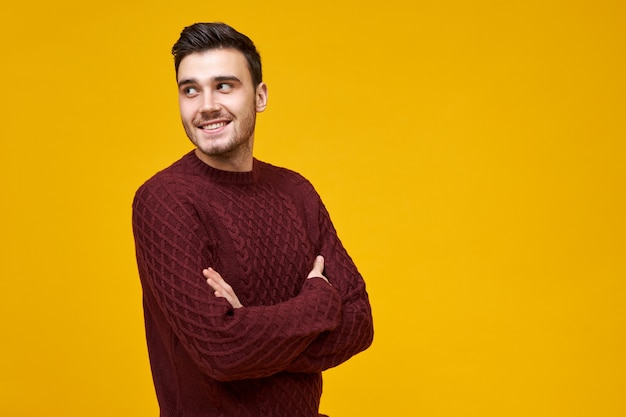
[[184, 108, 257, 160]]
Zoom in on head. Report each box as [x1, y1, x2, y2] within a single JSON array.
[[172, 23, 268, 172], [172, 22, 263, 87]]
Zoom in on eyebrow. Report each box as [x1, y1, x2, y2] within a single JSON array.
[[177, 78, 196, 88], [177, 75, 242, 88], [214, 76, 241, 83]]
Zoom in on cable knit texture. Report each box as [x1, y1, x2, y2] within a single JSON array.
[[132, 151, 374, 417]]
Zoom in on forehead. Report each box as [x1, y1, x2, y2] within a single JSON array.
[[177, 48, 251, 84]]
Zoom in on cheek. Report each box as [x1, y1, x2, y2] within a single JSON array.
[[179, 102, 196, 121]]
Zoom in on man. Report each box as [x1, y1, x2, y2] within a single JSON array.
[[132, 22, 373, 417]]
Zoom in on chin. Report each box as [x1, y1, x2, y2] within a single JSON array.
[[199, 143, 239, 158], [194, 137, 229, 153]]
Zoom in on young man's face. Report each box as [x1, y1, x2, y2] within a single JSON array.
[[177, 48, 267, 170]]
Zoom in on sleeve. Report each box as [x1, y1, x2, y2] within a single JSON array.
[[132, 179, 343, 382], [285, 196, 374, 373]]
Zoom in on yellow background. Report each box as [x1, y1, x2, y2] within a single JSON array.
[[1, 1, 624, 416]]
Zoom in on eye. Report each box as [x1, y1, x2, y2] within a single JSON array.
[[216, 83, 233, 92], [182, 86, 199, 96]]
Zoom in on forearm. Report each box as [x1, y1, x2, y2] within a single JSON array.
[[286, 203, 374, 373], [285, 279, 373, 373], [138, 248, 343, 381], [206, 279, 343, 380], [133, 186, 343, 381]]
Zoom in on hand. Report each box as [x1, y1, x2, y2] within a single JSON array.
[[307, 255, 330, 285], [203, 267, 243, 308]]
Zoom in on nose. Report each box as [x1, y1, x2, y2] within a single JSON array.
[[200, 92, 220, 113]]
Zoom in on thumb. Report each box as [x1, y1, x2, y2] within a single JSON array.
[[307, 255, 325, 278], [314, 255, 324, 270]]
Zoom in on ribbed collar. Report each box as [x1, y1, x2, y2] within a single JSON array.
[[182, 150, 261, 185]]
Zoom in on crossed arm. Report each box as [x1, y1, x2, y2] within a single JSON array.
[[134, 178, 372, 381], [197, 192, 372, 375], [204, 211, 373, 375], [205, 255, 329, 309]]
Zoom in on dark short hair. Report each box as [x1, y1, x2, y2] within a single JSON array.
[[172, 22, 263, 86]]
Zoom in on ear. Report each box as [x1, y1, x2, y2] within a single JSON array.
[[255, 82, 268, 112]]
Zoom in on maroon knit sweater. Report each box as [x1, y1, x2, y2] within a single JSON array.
[[132, 151, 374, 417]]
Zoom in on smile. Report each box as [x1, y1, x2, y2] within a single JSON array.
[[200, 121, 229, 130]]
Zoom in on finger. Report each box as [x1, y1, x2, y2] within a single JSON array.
[[203, 267, 222, 281], [204, 268, 227, 289], [203, 268, 243, 308], [307, 255, 326, 279], [206, 275, 235, 300], [313, 255, 324, 272], [206, 277, 219, 291], [208, 279, 234, 298]]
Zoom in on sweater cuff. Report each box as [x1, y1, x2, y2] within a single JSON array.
[[305, 276, 332, 287], [301, 277, 341, 322]]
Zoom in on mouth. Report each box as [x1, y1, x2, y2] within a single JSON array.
[[198, 120, 230, 131]]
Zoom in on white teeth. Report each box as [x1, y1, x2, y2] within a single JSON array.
[[202, 122, 227, 130]]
